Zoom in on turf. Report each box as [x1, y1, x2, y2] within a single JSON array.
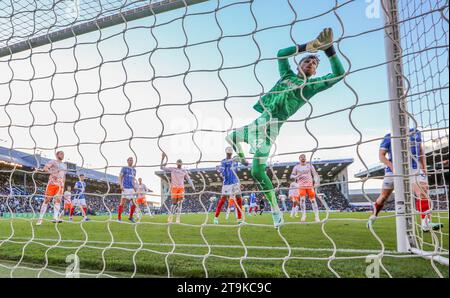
[[0, 212, 448, 278]]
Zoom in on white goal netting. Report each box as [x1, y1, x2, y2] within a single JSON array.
[[0, 0, 448, 278], [396, 0, 448, 268]]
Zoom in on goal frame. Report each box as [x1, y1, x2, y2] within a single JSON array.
[[0, 0, 208, 58], [382, 0, 449, 266]]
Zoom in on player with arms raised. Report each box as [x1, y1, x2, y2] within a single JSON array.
[[226, 28, 345, 227], [37, 150, 67, 225], [368, 128, 443, 231], [161, 153, 195, 224], [135, 177, 154, 219], [214, 147, 244, 224], [291, 154, 321, 222], [118, 157, 137, 223]]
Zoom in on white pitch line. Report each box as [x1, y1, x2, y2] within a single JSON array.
[[0, 236, 407, 254]]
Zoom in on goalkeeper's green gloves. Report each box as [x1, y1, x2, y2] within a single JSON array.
[[306, 27, 334, 52], [298, 28, 336, 57]]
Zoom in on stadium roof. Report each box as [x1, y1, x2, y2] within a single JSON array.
[[155, 158, 354, 186], [0, 146, 118, 184]]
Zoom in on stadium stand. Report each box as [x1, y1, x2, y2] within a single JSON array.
[[0, 146, 124, 217], [156, 159, 354, 214]]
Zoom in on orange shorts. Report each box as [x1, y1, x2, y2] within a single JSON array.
[[64, 202, 72, 210], [299, 188, 315, 199], [229, 198, 236, 207], [45, 184, 63, 199], [290, 196, 299, 202], [136, 197, 146, 205], [171, 186, 185, 200]]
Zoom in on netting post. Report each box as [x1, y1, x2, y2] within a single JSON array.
[[382, 0, 413, 253]]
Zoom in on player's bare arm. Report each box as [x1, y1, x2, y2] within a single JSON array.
[[119, 173, 124, 192], [290, 167, 299, 181], [379, 149, 393, 172], [186, 173, 195, 191]]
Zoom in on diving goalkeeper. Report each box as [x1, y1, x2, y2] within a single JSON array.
[[226, 28, 345, 228]]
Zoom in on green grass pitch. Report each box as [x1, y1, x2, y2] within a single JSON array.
[[0, 212, 448, 278]]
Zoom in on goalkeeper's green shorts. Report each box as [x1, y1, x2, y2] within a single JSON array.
[[231, 113, 282, 161]]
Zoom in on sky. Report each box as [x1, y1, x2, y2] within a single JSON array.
[[0, 0, 448, 202]]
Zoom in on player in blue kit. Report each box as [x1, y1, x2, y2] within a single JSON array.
[[69, 174, 89, 221], [368, 128, 443, 232], [118, 157, 137, 223], [214, 147, 244, 224], [248, 191, 257, 215]]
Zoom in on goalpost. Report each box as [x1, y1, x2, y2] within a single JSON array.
[[0, 0, 448, 277], [383, 0, 449, 265], [0, 0, 208, 58]]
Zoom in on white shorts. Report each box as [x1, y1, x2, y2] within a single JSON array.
[[288, 188, 299, 197], [221, 183, 241, 196], [382, 172, 395, 190], [409, 168, 428, 185], [250, 202, 257, 207], [382, 169, 428, 190], [73, 197, 86, 207], [122, 188, 136, 200]]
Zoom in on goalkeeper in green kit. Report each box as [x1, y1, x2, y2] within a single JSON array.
[[226, 28, 345, 228]]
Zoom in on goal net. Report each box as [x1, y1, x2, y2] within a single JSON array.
[[0, 0, 448, 278], [391, 0, 449, 267]]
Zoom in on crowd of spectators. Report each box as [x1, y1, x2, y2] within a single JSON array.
[[159, 182, 353, 214], [2, 173, 448, 217], [0, 177, 160, 217], [431, 193, 449, 211]]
